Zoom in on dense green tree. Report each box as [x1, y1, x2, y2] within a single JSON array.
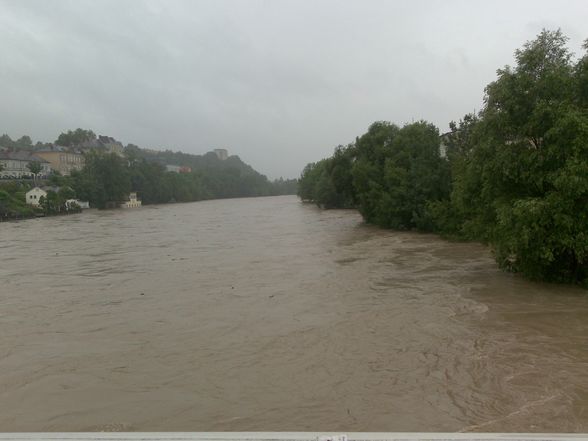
[[0, 183, 35, 219], [55, 128, 96, 147], [297, 159, 345, 207], [576, 39, 588, 108], [0, 134, 39, 150], [0, 134, 14, 148], [72, 151, 130, 208], [449, 29, 588, 282], [349, 122, 400, 222], [40, 191, 59, 214], [351, 121, 450, 229], [38, 187, 77, 214], [270, 178, 298, 195], [297, 162, 320, 202], [26, 161, 42, 185], [428, 114, 491, 239], [298, 120, 450, 221], [15, 136, 33, 149], [329, 145, 356, 207]]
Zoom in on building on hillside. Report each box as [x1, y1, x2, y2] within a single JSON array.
[[0, 151, 51, 178], [79, 136, 124, 156], [121, 192, 142, 208], [166, 164, 181, 173], [25, 187, 47, 206], [98, 136, 124, 156], [35, 147, 85, 176], [166, 164, 191, 173], [214, 148, 228, 160], [439, 132, 451, 159], [78, 138, 100, 149]]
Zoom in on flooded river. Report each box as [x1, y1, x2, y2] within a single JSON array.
[[1, 195, 587, 432]]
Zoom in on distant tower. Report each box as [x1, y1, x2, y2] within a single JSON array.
[[213, 148, 228, 160]]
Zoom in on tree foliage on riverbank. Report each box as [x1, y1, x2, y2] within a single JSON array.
[[298, 30, 588, 284], [0, 181, 79, 220], [0, 182, 35, 219]]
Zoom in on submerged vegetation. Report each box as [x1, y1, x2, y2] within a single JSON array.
[[298, 30, 588, 285]]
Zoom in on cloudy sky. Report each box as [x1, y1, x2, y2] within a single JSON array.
[[1, 0, 587, 178]]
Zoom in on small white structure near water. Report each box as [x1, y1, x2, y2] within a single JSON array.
[[165, 164, 181, 173], [121, 192, 142, 208], [25, 187, 47, 206], [65, 199, 90, 210]]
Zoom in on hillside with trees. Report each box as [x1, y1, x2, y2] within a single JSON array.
[[0, 130, 297, 217], [44, 147, 297, 209]]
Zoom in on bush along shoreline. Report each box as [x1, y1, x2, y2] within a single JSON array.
[[297, 30, 588, 286], [0, 181, 82, 221]]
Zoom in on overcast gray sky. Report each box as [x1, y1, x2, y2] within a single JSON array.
[[1, 0, 587, 178]]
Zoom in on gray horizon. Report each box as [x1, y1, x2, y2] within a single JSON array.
[[1, 0, 587, 179]]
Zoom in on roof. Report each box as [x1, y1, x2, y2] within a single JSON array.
[[26, 186, 61, 193], [74, 136, 123, 151], [98, 135, 123, 146], [36, 147, 83, 155], [79, 139, 101, 149], [0, 151, 50, 163], [35, 145, 67, 153]]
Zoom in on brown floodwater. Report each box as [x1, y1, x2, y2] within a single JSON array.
[[1, 195, 587, 432]]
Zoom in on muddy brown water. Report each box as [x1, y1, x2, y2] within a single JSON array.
[[1, 195, 587, 432]]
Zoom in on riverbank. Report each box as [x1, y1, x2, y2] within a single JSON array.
[[0, 192, 297, 223], [0, 207, 83, 222]]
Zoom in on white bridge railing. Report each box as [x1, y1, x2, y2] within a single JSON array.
[[0, 434, 586, 441]]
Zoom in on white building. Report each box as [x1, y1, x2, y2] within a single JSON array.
[[438, 132, 450, 159], [25, 187, 47, 206], [98, 135, 124, 156], [121, 192, 142, 208], [34, 147, 85, 176], [0, 152, 51, 178], [213, 148, 228, 160], [166, 164, 181, 173]]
